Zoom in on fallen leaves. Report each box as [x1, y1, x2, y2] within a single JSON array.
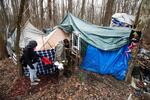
[[0, 59, 131, 99]]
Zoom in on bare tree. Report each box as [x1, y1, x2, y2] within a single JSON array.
[[68, 0, 72, 13], [131, 0, 137, 15], [0, 0, 9, 59], [48, 0, 52, 25], [81, 0, 86, 19], [102, 0, 115, 26], [135, 0, 150, 43], [115, 0, 121, 13], [99, 0, 106, 25], [125, 0, 145, 82], [24, 0, 30, 21], [134, 0, 143, 27], [53, 0, 57, 26], [40, 0, 44, 28], [11, 0, 19, 23], [15, 0, 26, 76], [91, 0, 95, 23], [122, 0, 128, 13], [62, 0, 65, 19], [30, 0, 40, 27], [0, 32, 8, 60]]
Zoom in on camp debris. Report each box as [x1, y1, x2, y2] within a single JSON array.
[[130, 48, 150, 98]]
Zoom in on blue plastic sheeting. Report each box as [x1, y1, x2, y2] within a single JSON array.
[[81, 44, 130, 80], [111, 18, 131, 27], [112, 18, 125, 27]]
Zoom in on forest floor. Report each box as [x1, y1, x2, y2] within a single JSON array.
[[0, 58, 138, 100]]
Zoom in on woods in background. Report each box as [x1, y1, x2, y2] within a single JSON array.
[[0, 0, 150, 59], [0, 0, 143, 29]]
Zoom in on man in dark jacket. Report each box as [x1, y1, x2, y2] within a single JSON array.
[[23, 40, 41, 85]]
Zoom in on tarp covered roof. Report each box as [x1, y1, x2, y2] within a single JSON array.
[[59, 13, 132, 51]]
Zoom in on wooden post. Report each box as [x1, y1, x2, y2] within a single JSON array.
[[125, 46, 139, 82]]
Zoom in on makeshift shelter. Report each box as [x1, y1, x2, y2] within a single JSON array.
[[7, 21, 70, 55], [6, 21, 46, 56], [7, 13, 133, 80], [59, 13, 132, 80]]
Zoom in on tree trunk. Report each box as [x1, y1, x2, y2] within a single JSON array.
[[68, 0, 72, 13], [137, 0, 150, 47], [100, 0, 106, 25], [134, 0, 143, 27], [15, 0, 26, 76], [11, 0, 19, 27], [25, 0, 30, 20], [102, 0, 115, 26], [122, 0, 128, 13], [35, 0, 40, 27], [31, 0, 37, 25], [116, 0, 121, 13], [91, 0, 94, 23], [125, 0, 148, 82], [31, 0, 39, 27], [125, 48, 139, 82], [0, 0, 9, 26], [0, 0, 9, 59], [48, 0, 52, 26], [0, 33, 8, 60], [40, 0, 44, 28], [53, 0, 57, 26], [62, 0, 65, 19], [131, 0, 137, 15], [81, 0, 86, 19]]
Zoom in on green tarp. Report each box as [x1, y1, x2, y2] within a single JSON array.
[[59, 13, 132, 51]]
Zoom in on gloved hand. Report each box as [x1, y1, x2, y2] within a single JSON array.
[[54, 61, 59, 66], [58, 63, 64, 70], [54, 61, 64, 70]]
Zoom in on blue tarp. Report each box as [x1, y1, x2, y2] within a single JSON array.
[[111, 18, 132, 28], [81, 44, 130, 80], [111, 18, 125, 27]]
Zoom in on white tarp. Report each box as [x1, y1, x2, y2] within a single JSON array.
[[7, 21, 69, 56], [112, 13, 135, 25], [20, 21, 45, 48], [7, 21, 46, 56]]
